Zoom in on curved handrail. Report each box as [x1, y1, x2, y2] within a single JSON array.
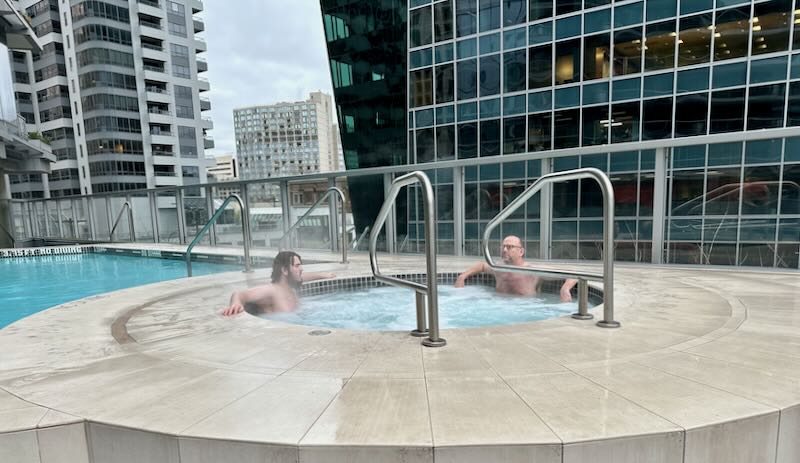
[[279, 187, 347, 264], [482, 167, 619, 328], [186, 194, 252, 277], [0, 221, 15, 248], [109, 202, 134, 243], [370, 171, 445, 347]]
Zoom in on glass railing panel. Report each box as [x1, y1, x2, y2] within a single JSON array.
[[182, 188, 210, 246], [45, 201, 59, 238], [59, 199, 75, 239], [245, 180, 283, 249], [130, 193, 154, 242], [210, 183, 244, 247], [73, 198, 91, 239], [108, 196, 132, 241], [90, 197, 109, 240], [156, 190, 180, 243]]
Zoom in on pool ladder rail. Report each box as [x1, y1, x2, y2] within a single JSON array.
[[278, 187, 348, 264], [482, 167, 620, 328], [185, 194, 252, 278], [369, 171, 446, 347], [109, 201, 134, 243]]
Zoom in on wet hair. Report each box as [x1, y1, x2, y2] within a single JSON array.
[[271, 251, 301, 283]]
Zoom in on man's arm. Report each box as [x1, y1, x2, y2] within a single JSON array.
[[560, 279, 578, 302], [454, 261, 492, 287], [221, 284, 276, 316], [303, 272, 336, 282]]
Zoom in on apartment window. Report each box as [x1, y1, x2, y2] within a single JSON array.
[[456, 0, 477, 36], [411, 6, 432, 47]]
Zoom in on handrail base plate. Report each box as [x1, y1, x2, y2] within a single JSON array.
[[597, 320, 621, 328], [571, 313, 594, 320], [422, 337, 447, 347], [410, 329, 429, 337]]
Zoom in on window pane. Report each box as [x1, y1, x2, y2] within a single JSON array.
[[583, 81, 609, 105], [676, 67, 709, 93], [529, 21, 552, 44], [752, 0, 792, 56], [747, 83, 786, 130], [781, 164, 800, 214], [480, 33, 501, 54], [504, 27, 526, 48], [710, 88, 745, 133], [457, 38, 477, 58], [480, 119, 500, 156], [705, 167, 741, 215], [555, 86, 580, 108], [712, 61, 746, 88], [671, 169, 705, 215], [456, 0, 477, 36], [675, 93, 708, 137], [504, 0, 526, 26], [678, 14, 712, 66], [411, 48, 433, 69], [584, 33, 611, 81], [479, 54, 500, 96], [615, 2, 643, 28], [480, 98, 501, 117], [611, 101, 640, 143], [647, 0, 677, 21], [503, 50, 526, 92], [556, 0, 580, 15], [714, 6, 749, 61], [458, 101, 478, 120], [610, 151, 639, 171], [554, 109, 579, 149], [416, 128, 435, 163], [681, 0, 712, 15], [479, 0, 500, 32], [436, 125, 456, 160], [643, 72, 673, 97], [787, 81, 800, 127], [410, 69, 433, 107], [457, 59, 477, 99], [504, 94, 526, 115], [555, 38, 580, 84], [435, 64, 455, 104], [585, 9, 611, 33], [434, 0, 454, 42], [708, 142, 742, 166], [530, 0, 552, 21], [745, 139, 782, 164], [411, 7, 433, 47], [582, 105, 609, 146], [529, 90, 552, 111], [614, 27, 643, 76], [556, 15, 581, 39], [503, 116, 526, 153], [528, 113, 552, 151], [742, 166, 781, 215], [529, 44, 553, 88], [645, 21, 676, 71], [613, 174, 639, 216], [750, 56, 788, 84], [613, 77, 641, 101], [437, 105, 455, 123], [642, 97, 673, 139], [458, 122, 478, 158]]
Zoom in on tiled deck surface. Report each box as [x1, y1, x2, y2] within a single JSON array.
[[0, 243, 799, 463]]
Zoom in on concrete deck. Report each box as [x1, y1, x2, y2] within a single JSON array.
[[0, 244, 798, 463]]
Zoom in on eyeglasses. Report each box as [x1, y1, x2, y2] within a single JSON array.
[[501, 244, 522, 250]]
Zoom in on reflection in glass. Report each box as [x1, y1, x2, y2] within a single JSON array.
[[479, 0, 501, 32], [457, 59, 477, 99], [714, 6, 749, 61], [555, 38, 581, 84], [751, 0, 791, 56], [584, 33, 611, 80], [436, 125, 456, 160], [554, 109, 579, 149], [581, 180, 604, 217], [710, 88, 745, 133], [503, 116, 526, 154], [742, 166, 781, 215], [528, 113, 552, 151], [675, 93, 708, 137], [416, 128, 435, 163], [434, 1, 454, 42], [614, 28, 643, 75], [479, 55, 500, 96], [410, 69, 433, 107], [458, 122, 478, 158], [747, 83, 785, 130], [645, 21, 676, 71], [553, 182, 579, 217], [582, 105, 609, 146], [671, 170, 705, 215], [480, 119, 500, 156], [503, 50, 526, 92], [529, 44, 553, 88], [556, 0, 580, 15], [504, 0, 526, 26], [678, 14, 712, 66], [411, 7, 432, 47], [642, 97, 673, 140], [530, 0, 552, 21], [611, 102, 640, 143], [788, 81, 800, 126], [705, 168, 741, 216], [613, 174, 639, 216], [435, 64, 454, 104], [780, 164, 800, 214], [456, 0, 478, 37]]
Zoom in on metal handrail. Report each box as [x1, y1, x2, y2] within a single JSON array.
[[279, 187, 347, 264], [109, 202, 134, 243], [0, 222, 15, 248], [186, 194, 252, 277], [369, 171, 445, 347], [482, 167, 619, 328], [353, 225, 369, 250]]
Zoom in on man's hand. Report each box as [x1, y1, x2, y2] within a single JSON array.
[[221, 302, 245, 317], [559, 288, 572, 303]]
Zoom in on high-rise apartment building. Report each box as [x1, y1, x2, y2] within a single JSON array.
[[7, 0, 213, 200], [233, 91, 341, 200], [321, 0, 800, 268]]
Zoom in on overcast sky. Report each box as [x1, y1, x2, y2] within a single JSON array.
[[201, 0, 334, 157]]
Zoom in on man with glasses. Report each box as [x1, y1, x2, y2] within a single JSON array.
[[454, 235, 577, 302]]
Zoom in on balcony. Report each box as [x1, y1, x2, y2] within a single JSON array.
[[201, 116, 213, 129], [193, 16, 204, 33], [203, 136, 214, 149], [196, 57, 207, 73], [199, 96, 210, 111], [197, 76, 210, 92], [138, 0, 164, 18], [143, 64, 165, 73], [194, 36, 207, 52], [139, 0, 161, 7], [188, 0, 203, 14]]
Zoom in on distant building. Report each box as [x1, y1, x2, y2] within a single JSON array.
[[233, 91, 341, 201], [206, 153, 238, 197]]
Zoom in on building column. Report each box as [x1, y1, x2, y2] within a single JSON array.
[[651, 147, 669, 264], [382, 173, 396, 253], [539, 158, 553, 260], [41, 173, 51, 199], [452, 166, 464, 256], [0, 173, 13, 248]]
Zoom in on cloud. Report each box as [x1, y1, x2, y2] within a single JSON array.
[[201, 0, 333, 156]]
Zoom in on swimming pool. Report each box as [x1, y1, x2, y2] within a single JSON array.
[[262, 284, 580, 330], [0, 253, 240, 328]]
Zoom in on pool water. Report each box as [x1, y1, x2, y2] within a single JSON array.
[[262, 285, 580, 330], [0, 253, 240, 328]]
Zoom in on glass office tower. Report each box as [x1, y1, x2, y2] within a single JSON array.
[[322, 0, 800, 268]]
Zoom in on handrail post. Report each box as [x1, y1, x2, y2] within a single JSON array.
[[369, 171, 445, 347], [412, 292, 428, 336], [109, 202, 133, 243], [186, 194, 251, 277], [571, 279, 592, 320], [126, 194, 135, 242], [278, 187, 348, 264]]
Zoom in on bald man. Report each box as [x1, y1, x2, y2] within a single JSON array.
[[454, 235, 577, 301]]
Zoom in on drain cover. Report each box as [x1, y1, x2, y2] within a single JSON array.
[[308, 329, 331, 336]]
